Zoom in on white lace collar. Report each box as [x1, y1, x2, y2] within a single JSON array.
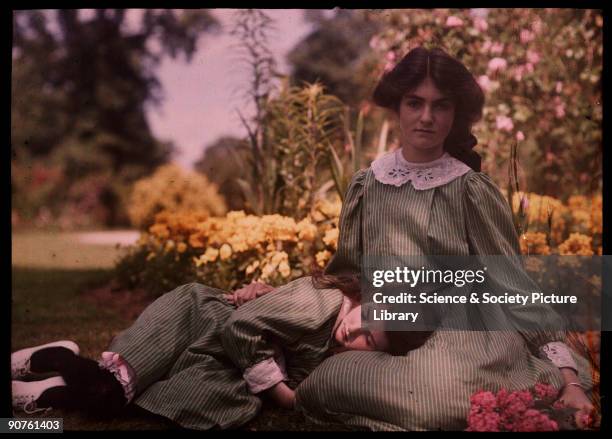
[[371, 149, 472, 190]]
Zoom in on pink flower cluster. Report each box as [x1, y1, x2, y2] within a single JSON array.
[[466, 385, 560, 432]]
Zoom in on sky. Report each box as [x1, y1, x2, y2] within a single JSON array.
[[146, 9, 315, 170]]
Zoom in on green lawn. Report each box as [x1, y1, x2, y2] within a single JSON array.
[[11, 232, 347, 431]]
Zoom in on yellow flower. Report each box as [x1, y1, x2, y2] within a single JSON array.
[[245, 260, 260, 275], [557, 233, 594, 256], [199, 247, 220, 264], [316, 250, 332, 267], [146, 252, 157, 261], [323, 228, 339, 249], [519, 232, 550, 255], [524, 256, 545, 273], [260, 263, 275, 281], [149, 223, 170, 240], [164, 240, 175, 253], [219, 244, 233, 261], [279, 261, 291, 278], [571, 209, 591, 229], [177, 242, 187, 253], [188, 232, 206, 249], [567, 195, 589, 210], [296, 219, 317, 241]]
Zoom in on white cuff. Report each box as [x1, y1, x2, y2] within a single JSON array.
[[539, 342, 578, 373], [243, 357, 288, 394], [98, 352, 137, 404]]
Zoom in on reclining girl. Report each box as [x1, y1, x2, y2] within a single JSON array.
[[11, 271, 429, 430]]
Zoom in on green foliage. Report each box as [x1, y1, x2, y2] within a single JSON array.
[[368, 8, 602, 198], [265, 81, 345, 218], [288, 10, 381, 107], [194, 136, 252, 212], [230, 10, 345, 218]]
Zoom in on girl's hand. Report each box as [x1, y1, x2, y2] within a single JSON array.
[[265, 382, 296, 410], [556, 385, 596, 429], [224, 282, 275, 307]]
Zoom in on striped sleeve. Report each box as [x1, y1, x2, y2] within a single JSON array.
[[220, 277, 342, 379], [462, 172, 568, 353], [324, 169, 367, 276]]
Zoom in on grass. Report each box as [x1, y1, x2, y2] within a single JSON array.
[[11, 232, 348, 431], [12, 231, 124, 269]]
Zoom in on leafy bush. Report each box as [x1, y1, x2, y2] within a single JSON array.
[[127, 164, 227, 230]]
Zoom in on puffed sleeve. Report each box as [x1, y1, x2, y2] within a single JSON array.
[[221, 277, 343, 391], [324, 168, 367, 276], [462, 172, 570, 355]]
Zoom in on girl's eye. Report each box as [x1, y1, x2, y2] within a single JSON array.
[[435, 102, 452, 110]]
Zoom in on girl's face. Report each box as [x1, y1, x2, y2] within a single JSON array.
[[334, 305, 390, 352], [398, 76, 455, 156]]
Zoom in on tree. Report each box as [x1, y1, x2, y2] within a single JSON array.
[[194, 136, 252, 212], [11, 9, 220, 227], [287, 10, 381, 108]]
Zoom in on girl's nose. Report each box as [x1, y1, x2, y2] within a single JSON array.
[[421, 105, 433, 124]]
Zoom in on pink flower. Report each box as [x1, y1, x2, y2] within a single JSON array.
[[576, 410, 594, 429], [554, 97, 566, 118], [386, 51, 396, 62], [516, 131, 525, 141], [532, 19, 543, 34], [496, 115, 514, 132], [555, 81, 563, 93], [527, 50, 541, 65], [446, 16, 464, 27], [369, 36, 380, 50], [470, 390, 498, 411], [513, 65, 525, 81], [477, 75, 492, 92], [482, 40, 492, 52], [513, 409, 558, 432], [473, 17, 488, 32], [525, 62, 534, 73], [467, 411, 500, 432], [534, 383, 558, 400], [491, 42, 505, 54], [552, 399, 566, 410], [520, 29, 535, 44], [467, 386, 563, 432], [487, 57, 508, 73]]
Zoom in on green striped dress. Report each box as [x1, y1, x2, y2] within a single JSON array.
[[107, 277, 344, 430], [294, 167, 594, 431]]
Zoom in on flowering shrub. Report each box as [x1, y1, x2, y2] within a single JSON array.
[[513, 192, 602, 252], [466, 384, 599, 431], [367, 9, 602, 198], [114, 197, 341, 296], [127, 164, 228, 230]]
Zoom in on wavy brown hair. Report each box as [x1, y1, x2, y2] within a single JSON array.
[[311, 267, 432, 356], [373, 46, 485, 172]]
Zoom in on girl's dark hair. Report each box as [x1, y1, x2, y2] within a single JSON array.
[[311, 267, 432, 356], [372, 47, 485, 172]]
